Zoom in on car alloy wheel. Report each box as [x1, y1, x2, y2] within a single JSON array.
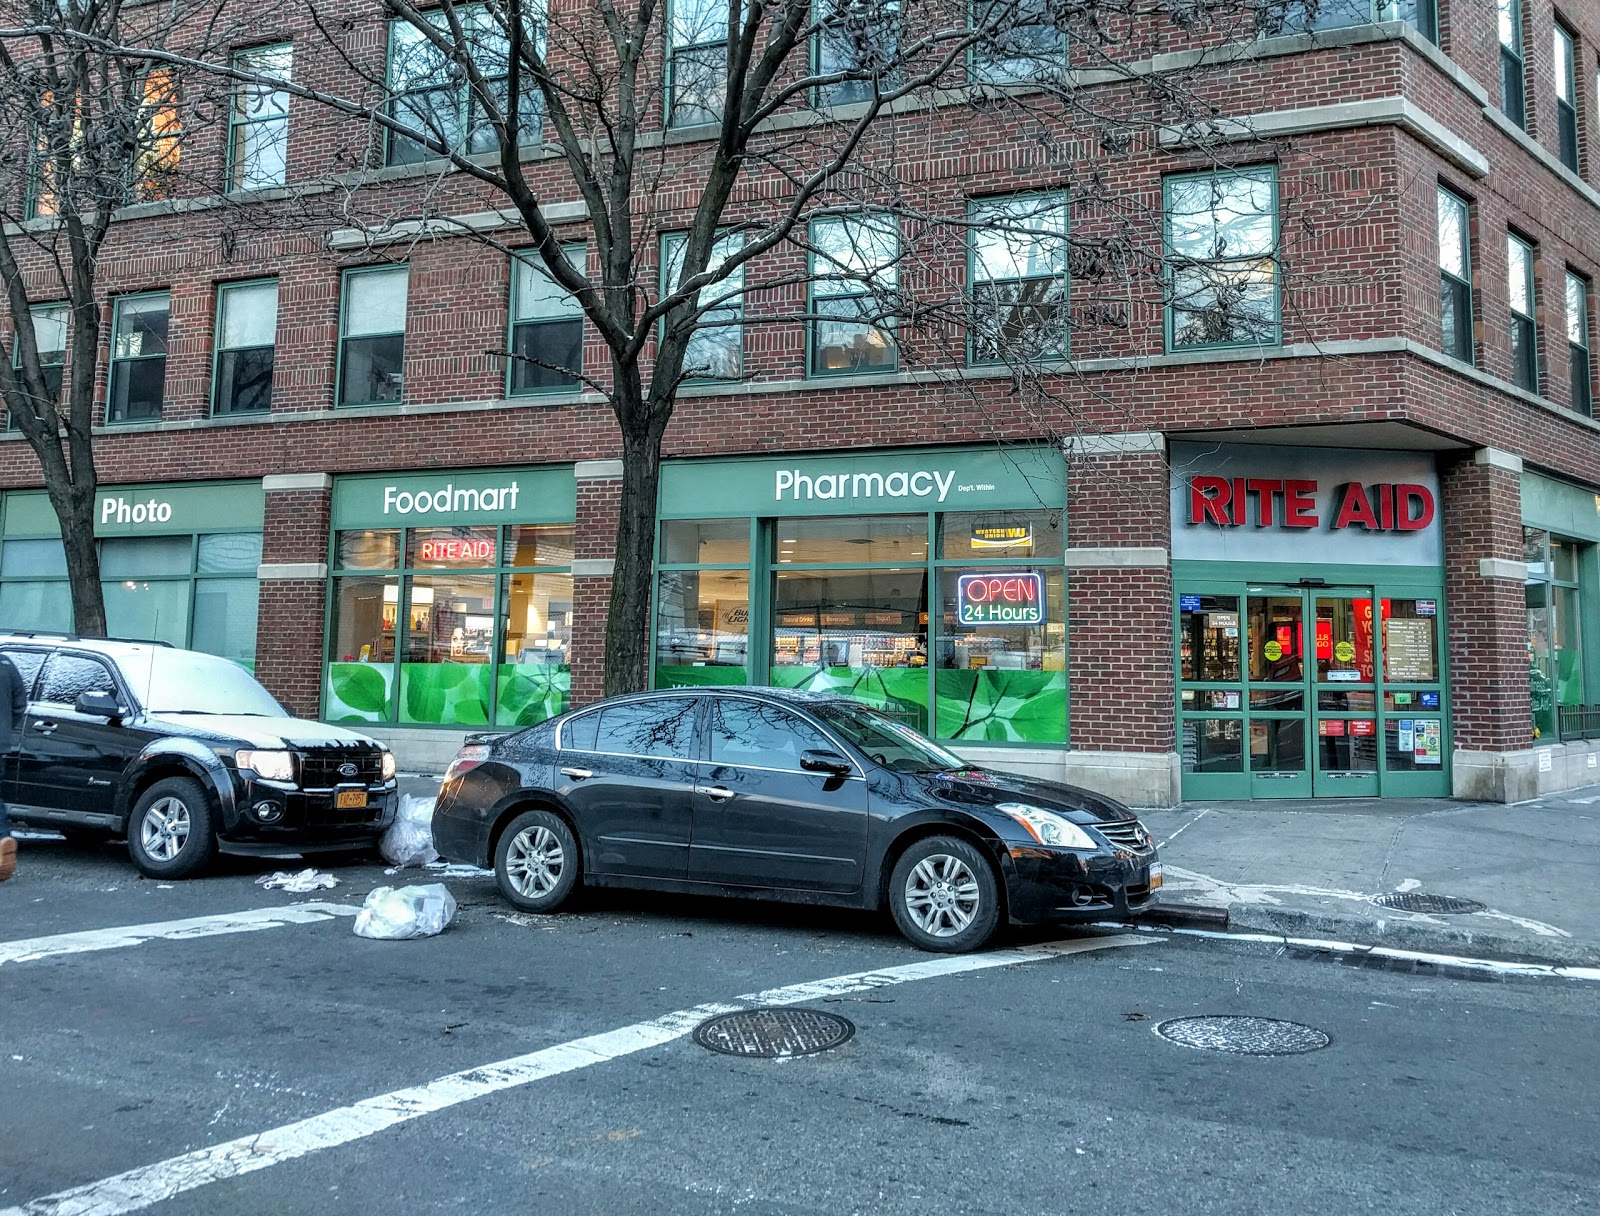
[[140, 796, 191, 863], [903, 853, 981, 938], [505, 825, 564, 898]]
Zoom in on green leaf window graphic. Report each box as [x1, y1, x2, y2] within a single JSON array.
[[327, 663, 395, 722], [935, 671, 1065, 742], [766, 665, 930, 733], [654, 665, 748, 689], [401, 663, 492, 725], [496, 664, 571, 727]]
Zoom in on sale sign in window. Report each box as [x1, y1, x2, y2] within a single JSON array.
[[957, 572, 1045, 626]]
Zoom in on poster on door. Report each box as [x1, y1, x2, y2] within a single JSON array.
[[1413, 719, 1441, 765]]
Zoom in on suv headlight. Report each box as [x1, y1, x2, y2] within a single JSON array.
[[236, 749, 295, 783], [381, 750, 397, 781], [995, 802, 1098, 850]]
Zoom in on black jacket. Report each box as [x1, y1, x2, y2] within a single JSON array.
[[0, 655, 27, 751]]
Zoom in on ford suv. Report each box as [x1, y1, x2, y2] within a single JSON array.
[[0, 633, 398, 878]]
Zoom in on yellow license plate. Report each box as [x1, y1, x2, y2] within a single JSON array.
[[336, 790, 368, 809], [1149, 862, 1163, 890]]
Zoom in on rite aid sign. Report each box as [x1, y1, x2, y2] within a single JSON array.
[[1170, 443, 1443, 567]]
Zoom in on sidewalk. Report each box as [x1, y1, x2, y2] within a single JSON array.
[[1141, 790, 1600, 967]]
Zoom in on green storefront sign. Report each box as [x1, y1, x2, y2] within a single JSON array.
[[655, 445, 1070, 746], [331, 466, 576, 529], [2, 481, 264, 538]]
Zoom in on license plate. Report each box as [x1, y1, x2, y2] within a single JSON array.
[[336, 789, 368, 809], [1148, 862, 1163, 890]]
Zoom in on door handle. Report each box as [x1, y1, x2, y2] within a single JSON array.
[[559, 767, 593, 780], [700, 785, 733, 803], [32, 721, 56, 735]]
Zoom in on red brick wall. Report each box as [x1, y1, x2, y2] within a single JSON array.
[[571, 474, 622, 707], [256, 581, 328, 718]]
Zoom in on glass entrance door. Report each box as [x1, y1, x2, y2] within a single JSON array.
[[1306, 590, 1381, 796]]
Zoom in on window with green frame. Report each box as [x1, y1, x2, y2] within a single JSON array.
[[107, 292, 169, 423], [969, 0, 1065, 84], [1525, 528, 1588, 740], [654, 510, 1067, 742], [213, 279, 277, 415], [228, 44, 292, 191], [1499, 0, 1526, 128], [1256, 0, 1436, 43], [1164, 165, 1279, 351], [815, 0, 900, 106], [660, 230, 744, 380], [385, 5, 543, 165], [967, 192, 1068, 364], [667, 0, 726, 126], [7, 302, 67, 431], [0, 531, 262, 665], [1568, 270, 1593, 416], [1507, 233, 1537, 393], [509, 244, 585, 395], [1437, 186, 1473, 363], [809, 213, 899, 375], [338, 265, 407, 407], [1554, 21, 1580, 173], [325, 523, 574, 726]]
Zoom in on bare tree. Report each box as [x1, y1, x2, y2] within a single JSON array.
[[9, 0, 1312, 686]]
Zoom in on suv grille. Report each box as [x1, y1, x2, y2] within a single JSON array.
[[1095, 820, 1154, 853], [298, 747, 385, 790]]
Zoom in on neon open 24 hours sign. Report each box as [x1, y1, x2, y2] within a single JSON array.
[[956, 572, 1045, 626]]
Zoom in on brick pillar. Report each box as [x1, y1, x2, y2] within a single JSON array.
[[1442, 449, 1531, 753], [570, 459, 622, 707], [1063, 434, 1178, 806], [255, 473, 333, 719]]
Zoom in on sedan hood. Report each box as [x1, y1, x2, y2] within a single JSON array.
[[143, 713, 383, 750], [921, 767, 1137, 824]]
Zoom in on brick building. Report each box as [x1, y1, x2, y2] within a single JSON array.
[[4, 1, 1600, 805]]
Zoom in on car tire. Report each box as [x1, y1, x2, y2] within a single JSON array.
[[127, 776, 218, 880], [494, 809, 580, 913], [888, 835, 1001, 954]]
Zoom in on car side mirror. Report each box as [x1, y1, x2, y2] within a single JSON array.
[[75, 691, 124, 721], [800, 749, 852, 777]]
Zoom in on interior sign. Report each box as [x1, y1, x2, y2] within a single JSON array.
[[418, 538, 495, 564], [957, 572, 1044, 626], [1187, 476, 1435, 532]]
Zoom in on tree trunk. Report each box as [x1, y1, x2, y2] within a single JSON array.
[[51, 479, 107, 638], [603, 422, 666, 697]]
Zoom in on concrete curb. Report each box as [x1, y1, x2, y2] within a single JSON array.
[[1221, 903, 1600, 969]]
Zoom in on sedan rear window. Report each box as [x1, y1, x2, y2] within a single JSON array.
[[593, 698, 697, 760]]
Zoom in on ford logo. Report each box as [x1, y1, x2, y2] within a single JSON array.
[[338, 763, 359, 779]]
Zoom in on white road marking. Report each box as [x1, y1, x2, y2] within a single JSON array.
[[0, 934, 1148, 1216], [0, 903, 361, 968], [1154, 808, 1211, 850]]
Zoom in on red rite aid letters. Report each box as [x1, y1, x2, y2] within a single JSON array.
[[1187, 476, 1436, 532]]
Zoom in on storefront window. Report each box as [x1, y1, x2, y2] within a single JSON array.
[[1525, 527, 1586, 740], [1182, 718, 1243, 772], [934, 567, 1065, 741], [938, 511, 1064, 561], [662, 518, 750, 566], [325, 523, 574, 726], [1178, 594, 1241, 682], [655, 568, 750, 686]]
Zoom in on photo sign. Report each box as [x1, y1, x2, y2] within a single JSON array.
[[957, 572, 1044, 626]]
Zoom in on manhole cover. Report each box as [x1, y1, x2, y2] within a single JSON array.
[[693, 1008, 855, 1058], [1370, 892, 1487, 915], [1155, 1015, 1330, 1056]]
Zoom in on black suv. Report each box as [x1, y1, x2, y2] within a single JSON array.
[[0, 633, 398, 878]]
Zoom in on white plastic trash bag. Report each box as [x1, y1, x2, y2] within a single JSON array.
[[255, 868, 338, 893], [353, 884, 457, 940], [379, 795, 439, 868]]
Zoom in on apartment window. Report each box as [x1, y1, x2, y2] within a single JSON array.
[[1164, 166, 1280, 351], [668, 0, 726, 127], [107, 293, 169, 423], [386, 6, 542, 165], [1568, 271, 1592, 415], [1258, 0, 1436, 44], [1437, 187, 1473, 363], [228, 45, 292, 191], [8, 304, 68, 429], [816, 0, 900, 106], [661, 231, 744, 380], [213, 280, 278, 414], [968, 193, 1069, 364], [129, 68, 182, 203], [1508, 234, 1537, 392], [509, 245, 585, 395], [1499, 0, 1526, 127], [338, 266, 408, 406], [1555, 23, 1580, 173], [809, 214, 899, 375], [970, 0, 1064, 84]]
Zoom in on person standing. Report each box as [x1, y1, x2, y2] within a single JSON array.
[[0, 652, 27, 882]]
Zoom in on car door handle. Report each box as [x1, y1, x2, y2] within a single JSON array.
[[560, 767, 593, 780], [699, 785, 734, 803], [32, 721, 56, 735]]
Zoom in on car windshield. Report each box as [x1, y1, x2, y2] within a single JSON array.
[[811, 703, 965, 773], [133, 649, 288, 717]]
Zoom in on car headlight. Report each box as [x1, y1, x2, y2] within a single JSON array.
[[236, 749, 295, 783], [995, 802, 1099, 850], [381, 750, 397, 781]]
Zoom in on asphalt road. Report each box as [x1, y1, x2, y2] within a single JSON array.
[[1, 834, 1596, 1215]]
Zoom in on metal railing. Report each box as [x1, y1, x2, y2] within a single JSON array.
[[1557, 704, 1600, 741]]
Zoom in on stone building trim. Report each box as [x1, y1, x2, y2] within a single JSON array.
[[258, 562, 328, 580], [1064, 547, 1170, 568], [262, 473, 333, 492], [1478, 557, 1527, 582]]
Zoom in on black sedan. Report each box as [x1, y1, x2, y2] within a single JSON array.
[[432, 688, 1161, 952]]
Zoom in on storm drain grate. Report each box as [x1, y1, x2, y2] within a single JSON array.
[[693, 1008, 855, 1058], [1370, 892, 1488, 915], [1155, 1015, 1330, 1056]]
